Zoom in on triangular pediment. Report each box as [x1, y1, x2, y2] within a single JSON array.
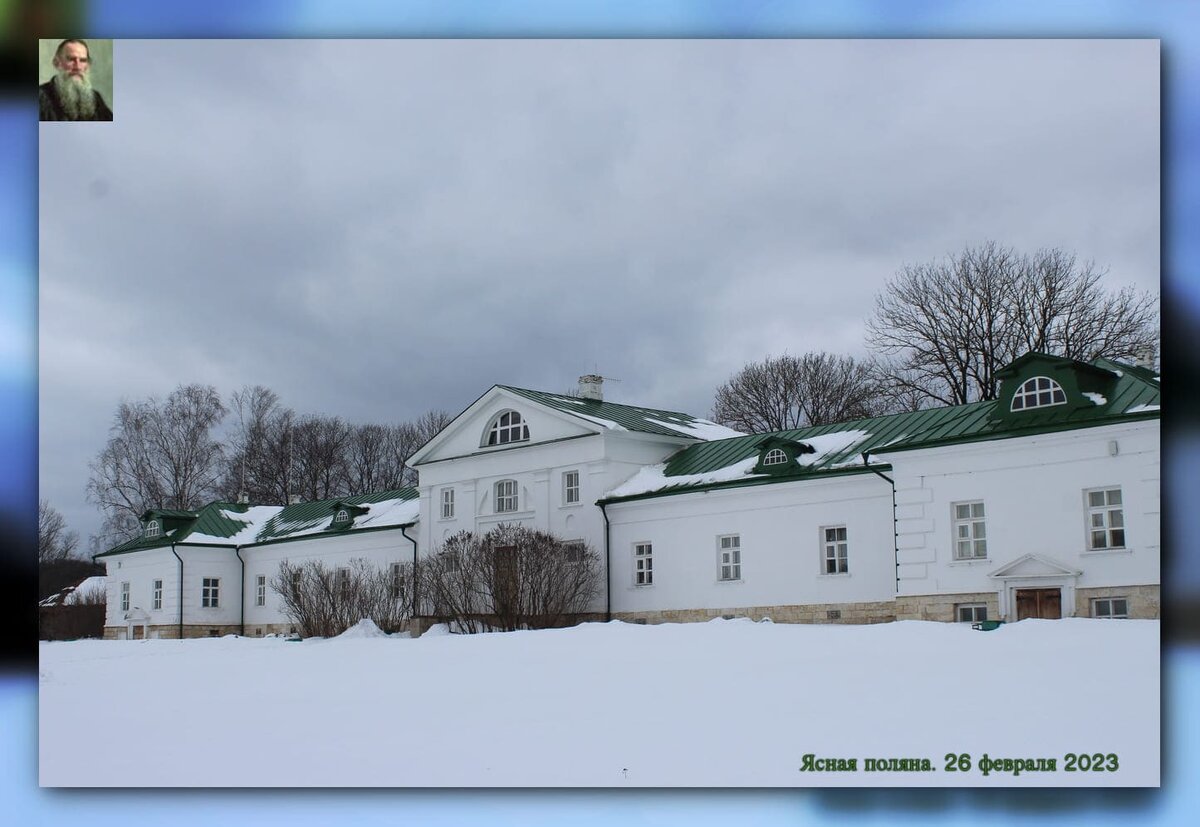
[[408, 386, 605, 466], [988, 553, 1081, 579]]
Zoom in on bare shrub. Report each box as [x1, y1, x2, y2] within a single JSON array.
[[272, 558, 412, 637], [419, 525, 602, 633]]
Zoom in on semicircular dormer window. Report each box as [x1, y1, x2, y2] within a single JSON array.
[[333, 509, 350, 525], [486, 410, 530, 446], [1011, 376, 1067, 411], [762, 448, 789, 466], [145, 520, 161, 539]]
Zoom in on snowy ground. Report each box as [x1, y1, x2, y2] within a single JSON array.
[[38, 618, 1158, 787]]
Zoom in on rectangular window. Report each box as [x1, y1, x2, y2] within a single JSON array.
[[956, 603, 987, 623], [440, 488, 455, 520], [201, 577, 220, 608], [152, 579, 163, 611], [390, 562, 405, 600], [718, 534, 741, 581], [822, 526, 849, 574], [337, 567, 350, 598], [1086, 488, 1125, 549], [495, 479, 518, 513], [952, 501, 988, 560], [1092, 597, 1129, 618], [120, 581, 130, 612], [634, 542, 653, 586], [256, 574, 266, 607], [564, 470, 580, 505], [563, 540, 585, 564]]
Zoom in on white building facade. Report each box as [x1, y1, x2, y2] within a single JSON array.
[[100, 353, 1160, 638]]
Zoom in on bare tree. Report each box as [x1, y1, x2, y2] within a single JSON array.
[[419, 525, 602, 633], [867, 243, 1159, 406], [38, 499, 79, 565], [87, 384, 226, 546], [711, 352, 894, 433], [272, 558, 412, 637]]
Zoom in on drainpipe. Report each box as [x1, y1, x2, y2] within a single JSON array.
[[599, 501, 612, 621], [861, 451, 899, 594], [234, 546, 246, 636], [401, 524, 418, 622], [169, 543, 183, 640]]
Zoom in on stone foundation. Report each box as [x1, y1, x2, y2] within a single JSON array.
[[615, 601, 896, 626], [894, 592, 1000, 623], [104, 624, 248, 640], [1076, 585, 1160, 619]]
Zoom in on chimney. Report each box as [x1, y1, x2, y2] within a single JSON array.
[[288, 493, 302, 505], [578, 374, 603, 401], [1136, 346, 1157, 371], [237, 492, 250, 504]]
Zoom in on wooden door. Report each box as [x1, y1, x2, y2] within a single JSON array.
[[492, 545, 518, 616], [1015, 588, 1062, 620]]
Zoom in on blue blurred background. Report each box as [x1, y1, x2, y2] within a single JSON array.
[[1, 0, 1196, 822]]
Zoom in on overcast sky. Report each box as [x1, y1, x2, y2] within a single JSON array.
[[39, 38, 1159, 546]]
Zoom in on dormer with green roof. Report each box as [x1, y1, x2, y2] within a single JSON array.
[[991, 352, 1122, 424]]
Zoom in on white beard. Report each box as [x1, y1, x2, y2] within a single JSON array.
[[52, 71, 96, 120]]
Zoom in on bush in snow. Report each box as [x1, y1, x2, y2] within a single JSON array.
[[418, 524, 601, 634], [272, 558, 413, 638]]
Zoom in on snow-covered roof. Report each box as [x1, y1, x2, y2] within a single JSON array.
[[98, 489, 420, 558]]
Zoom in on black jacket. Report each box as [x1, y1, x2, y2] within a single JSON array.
[[39, 80, 113, 122]]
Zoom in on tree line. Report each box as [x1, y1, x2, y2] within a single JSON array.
[[711, 243, 1158, 431], [84, 383, 450, 551]]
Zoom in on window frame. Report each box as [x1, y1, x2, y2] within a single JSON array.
[[821, 525, 849, 575], [633, 542, 653, 586], [144, 519, 161, 539], [336, 567, 351, 599], [762, 448, 788, 466], [333, 508, 350, 525], [1092, 596, 1129, 618], [717, 534, 742, 582], [1010, 375, 1068, 411], [956, 603, 988, 623], [390, 562, 405, 600], [485, 409, 530, 446], [152, 579, 163, 611], [563, 470, 581, 505], [120, 581, 130, 612], [255, 574, 266, 607], [951, 500, 988, 560], [563, 539, 585, 564], [440, 487, 455, 520], [201, 577, 220, 609], [1085, 487, 1126, 550], [494, 479, 518, 513]]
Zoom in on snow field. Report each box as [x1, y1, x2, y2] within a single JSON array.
[[39, 618, 1158, 787]]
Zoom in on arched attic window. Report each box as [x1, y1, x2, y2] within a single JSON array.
[[485, 410, 530, 446], [333, 509, 350, 525], [144, 519, 161, 538], [762, 448, 789, 466], [1011, 376, 1067, 411]]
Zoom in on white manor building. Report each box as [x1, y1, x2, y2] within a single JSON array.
[[98, 352, 1160, 639]]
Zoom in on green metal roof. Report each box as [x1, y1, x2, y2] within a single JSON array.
[[497, 386, 741, 440], [600, 355, 1160, 504], [97, 488, 419, 558]]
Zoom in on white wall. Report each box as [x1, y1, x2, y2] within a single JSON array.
[[242, 528, 418, 629], [606, 474, 896, 613], [103, 545, 242, 631], [881, 420, 1160, 608]]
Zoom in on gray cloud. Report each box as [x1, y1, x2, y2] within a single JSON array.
[[39, 39, 1159, 544]]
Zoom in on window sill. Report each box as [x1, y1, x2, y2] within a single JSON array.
[[438, 516, 456, 522], [716, 578, 744, 585], [948, 558, 990, 566], [559, 502, 583, 510], [1081, 548, 1132, 557], [819, 572, 852, 578]]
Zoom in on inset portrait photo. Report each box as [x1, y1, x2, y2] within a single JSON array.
[[38, 38, 113, 122]]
